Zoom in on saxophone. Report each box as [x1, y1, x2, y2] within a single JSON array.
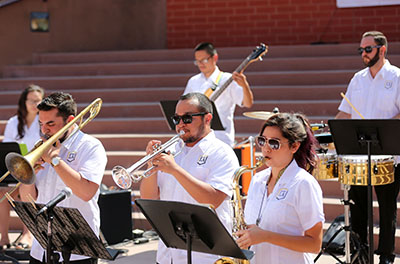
[[215, 157, 265, 264]]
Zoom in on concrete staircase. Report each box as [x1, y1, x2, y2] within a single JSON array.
[[1, 42, 400, 251]]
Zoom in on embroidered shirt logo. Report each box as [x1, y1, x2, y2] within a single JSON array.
[[385, 81, 393, 89], [67, 151, 77, 162], [197, 155, 208, 165], [276, 188, 288, 200]]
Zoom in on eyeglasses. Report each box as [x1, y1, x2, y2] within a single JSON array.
[[256, 136, 288, 150], [171, 112, 207, 125], [357, 45, 382, 55], [193, 56, 212, 66], [26, 99, 42, 105]]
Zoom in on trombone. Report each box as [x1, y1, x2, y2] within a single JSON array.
[[0, 98, 102, 203], [112, 130, 184, 189]]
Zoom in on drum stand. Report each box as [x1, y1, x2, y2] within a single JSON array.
[[315, 184, 367, 264]]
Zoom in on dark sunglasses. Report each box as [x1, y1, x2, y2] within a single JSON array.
[[357, 45, 382, 55], [256, 136, 287, 150], [171, 112, 207, 125]]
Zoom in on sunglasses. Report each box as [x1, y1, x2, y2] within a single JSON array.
[[357, 45, 382, 55], [256, 136, 288, 150], [171, 112, 207, 125], [193, 56, 212, 66]]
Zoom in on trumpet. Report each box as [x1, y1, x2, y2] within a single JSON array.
[[0, 98, 102, 202], [112, 130, 185, 189]]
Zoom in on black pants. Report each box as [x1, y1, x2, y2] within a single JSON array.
[[349, 165, 400, 258], [29, 256, 97, 264]]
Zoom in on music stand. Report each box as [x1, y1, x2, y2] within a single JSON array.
[[160, 100, 224, 131], [135, 199, 254, 264], [11, 201, 119, 263], [0, 142, 27, 186], [328, 119, 400, 264]]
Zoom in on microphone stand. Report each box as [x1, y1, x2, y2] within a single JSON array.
[[45, 207, 60, 264]]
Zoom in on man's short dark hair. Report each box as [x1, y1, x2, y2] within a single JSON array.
[[362, 31, 388, 55], [194, 42, 217, 56], [179, 92, 213, 115], [37, 92, 77, 121]]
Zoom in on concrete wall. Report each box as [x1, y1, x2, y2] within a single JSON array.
[[166, 0, 400, 48], [0, 0, 166, 76]]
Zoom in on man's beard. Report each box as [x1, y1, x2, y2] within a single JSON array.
[[183, 122, 205, 144], [364, 49, 380, 67]]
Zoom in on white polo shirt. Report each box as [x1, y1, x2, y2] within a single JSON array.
[[156, 131, 239, 264], [30, 128, 107, 262], [244, 159, 324, 264], [338, 60, 400, 119], [184, 67, 244, 147], [3, 115, 41, 151]]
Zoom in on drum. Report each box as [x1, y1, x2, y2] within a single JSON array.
[[313, 153, 338, 180], [338, 155, 395, 186]]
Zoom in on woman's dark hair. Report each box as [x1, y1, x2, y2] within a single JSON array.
[[259, 112, 318, 174], [17, 84, 45, 140]]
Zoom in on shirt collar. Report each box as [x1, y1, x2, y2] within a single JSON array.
[[200, 66, 221, 82], [61, 125, 81, 150], [275, 158, 301, 184], [370, 59, 391, 80], [184, 130, 216, 153]]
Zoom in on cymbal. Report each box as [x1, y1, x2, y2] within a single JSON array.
[[243, 111, 275, 120]]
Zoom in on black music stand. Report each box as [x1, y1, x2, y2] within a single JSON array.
[[135, 199, 254, 264], [11, 201, 119, 263], [0, 142, 27, 186], [160, 100, 224, 131], [328, 119, 400, 264]]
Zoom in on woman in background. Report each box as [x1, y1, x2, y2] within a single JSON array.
[[0, 85, 44, 250], [236, 112, 324, 264]]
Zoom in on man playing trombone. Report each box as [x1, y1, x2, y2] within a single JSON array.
[[20, 92, 107, 264], [140, 92, 240, 264]]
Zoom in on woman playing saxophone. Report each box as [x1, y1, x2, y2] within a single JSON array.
[[236, 113, 325, 264]]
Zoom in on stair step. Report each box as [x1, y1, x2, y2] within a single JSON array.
[[29, 43, 400, 65], [0, 85, 345, 108], [0, 70, 357, 91], [0, 116, 334, 135], [8, 55, 400, 78], [0, 100, 340, 120]]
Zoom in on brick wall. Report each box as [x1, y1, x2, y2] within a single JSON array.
[[166, 0, 400, 48]]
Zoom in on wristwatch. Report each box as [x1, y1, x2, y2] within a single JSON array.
[[51, 156, 61, 167]]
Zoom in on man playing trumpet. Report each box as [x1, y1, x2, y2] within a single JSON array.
[[140, 92, 240, 264], [20, 92, 107, 264]]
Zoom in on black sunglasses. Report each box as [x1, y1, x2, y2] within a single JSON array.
[[256, 136, 288, 150], [357, 45, 382, 55], [171, 112, 207, 125]]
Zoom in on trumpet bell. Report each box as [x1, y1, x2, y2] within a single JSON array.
[[112, 165, 132, 189], [5, 153, 35, 184]]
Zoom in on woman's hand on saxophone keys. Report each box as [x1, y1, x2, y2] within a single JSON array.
[[235, 224, 264, 249]]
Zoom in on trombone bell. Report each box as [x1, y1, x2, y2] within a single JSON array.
[[5, 153, 35, 184]]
